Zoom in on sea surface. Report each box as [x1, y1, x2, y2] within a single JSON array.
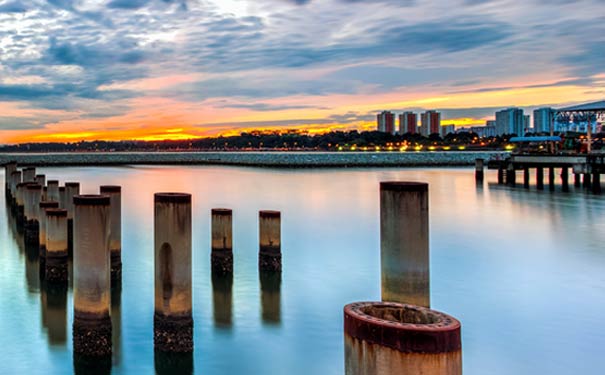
[[0, 165, 604, 374]]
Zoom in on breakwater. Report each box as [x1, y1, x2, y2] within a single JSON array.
[[0, 151, 508, 168]]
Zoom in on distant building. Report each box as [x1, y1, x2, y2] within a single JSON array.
[[441, 124, 455, 137], [533, 107, 554, 134], [420, 110, 441, 136], [470, 125, 496, 137], [398, 112, 417, 134], [377, 111, 395, 134], [495, 108, 526, 136], [524, 115, 530, 134]]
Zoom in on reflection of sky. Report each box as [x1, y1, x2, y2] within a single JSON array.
[[0, 166, 604, 374]]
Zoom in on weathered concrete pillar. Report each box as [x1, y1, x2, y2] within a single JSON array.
[[259, 210, 281, 272], [344, 302, 462, 375], [10, 170, 21, 210], [72, 195, 112, 358], [24, 183, 42, 246], [23, 167, 36, 182], [592, 173, 601, 194], [260, 271, 281, 324], [523, 167, 530, 189], [47, 180, 60, 202], [35, 174, 46, 187], [574, 173, 581, 187], [15, 182, 28, 229], [100, 186, 122, 283], [380, 182, 429, 307], [497, 166, 504, 184], [474, 158, 484, 183], [536, 167, 544, 190], [66, 182, 80, 253], [4, 161, 17, 201], [45, 208, 69, 283], [154, 193, 193, 353], [39, 201, 60, 258], [583, 173, 591, 188], [506, 163, 516, 186], [211, 208, 233, 274], [59, 186, 66, 208], [549, 167, 555, 191], [212, 272, 233, 328], [561, 167, 569, 192]]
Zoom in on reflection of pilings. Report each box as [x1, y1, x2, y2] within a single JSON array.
[[592, 173, 602, 195], [46, 208, 69, 284], [212, 272, 233, 328], [259, 210, 281, 272], [474, 159, 484, 183], [260, 271, 281, 325], [549, 167, 555, 191], [583, 173, 591, 188], [497, 167, 504, 184], [380, 182, 429, 308], [561, 167, 569, 192], [39, 201, 60, 258], [41, 281, 68, 346], [25, 242, 40, 293], [154, 351, 194, 375], [72, 195, 112, 358], [24, 183, 42, 246], [211, 208, 233, 275], [523, 167, 530, 189], [47, 180, 59, 203], [66, 182, 80, 254], [111, 286, 122, 366], [574, 173, 581, 187], [23, 167, 36, 182], [100, 186, 122, 284], [344, 302, 462, 375], [506, 163, 516, 186], [154, 193, 193, 353], [536, 167, 544, 190]]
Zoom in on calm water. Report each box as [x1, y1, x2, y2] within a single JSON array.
[[1, 165, 604, 374]]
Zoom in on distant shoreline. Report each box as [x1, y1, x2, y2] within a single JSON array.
[[0, 151, 509, 168]]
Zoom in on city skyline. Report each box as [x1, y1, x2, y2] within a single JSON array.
[[0, 0, 604, 144]]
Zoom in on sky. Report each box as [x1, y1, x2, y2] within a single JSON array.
[[0, 0, 604, 143]]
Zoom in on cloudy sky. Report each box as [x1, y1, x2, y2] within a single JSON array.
[[0, 0, 603, 143]]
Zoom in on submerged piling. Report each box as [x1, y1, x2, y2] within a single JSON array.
[[259, 210, 282, 272], [72, 195, 112, 358], [380, 182, 429, 307], [474, 159, 484, 183], [211, 208, 233, 274], [45, 208, 69, 283], [154, 193, 193, 353], [100, 186, 122, 283], [561, 167, 569, 192], [536, 167, 544, 190], [344, 302, 462, 375], [39, 201, 60, 258]]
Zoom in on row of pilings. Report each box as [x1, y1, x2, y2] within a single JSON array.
[[3, 161, 283, 373]]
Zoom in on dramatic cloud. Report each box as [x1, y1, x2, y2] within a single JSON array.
[[0, 0, 603, 143]]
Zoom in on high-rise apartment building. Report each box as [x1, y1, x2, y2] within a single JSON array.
[[398, 112, 417, 134], [377, 111, 395, 134], [441, 124, 455, 137], [495, 108, 526, 136], [420, 110, 441, 136], [533, 108, 554, 134]]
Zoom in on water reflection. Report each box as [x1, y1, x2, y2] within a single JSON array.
[[154, 351, 194, 375], [211, 272, 233, 328], [73, 355, 112, 375], [24, 243, 40, 294], [260, 271, 281, 325], [112, 286, 122, 366], [40, 281, 67, 346]]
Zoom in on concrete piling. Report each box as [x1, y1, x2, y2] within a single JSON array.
[[380, 182, 430, 308], [592, 173, 601, 194], [549, 167, 555, 191], [154, 193, 193, 353], [24, 184, 42, 245], [47, 180, 59, 202], [497, 166, 504, 184], [39, 201, 60, 258], [100, 186, 122, 283], [45, 208, 69, 283], [536, 167, 544, 190], [474, 159, 484, 183], [506, 164, 516, 186], [72, 195, 112, 358], [59, 186, 66, 208], [523, 167, 530, 189], [344, 302, 462, 375], [15, 182, 29, 229], [561, 168, 569, 192], [574, 173, 581, 187], [583, 173, 591, 188], [65, 182, 80, 253], [259, 210, 282, 272], [9, 170, 21, 210], [4, 161, 17, 201], [35, 174, 46, 188], [211, 208, 233, 275], [23, 167, 36, 182]]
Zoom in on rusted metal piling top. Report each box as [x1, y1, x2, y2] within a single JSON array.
[[344, 302, 462, 375]]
